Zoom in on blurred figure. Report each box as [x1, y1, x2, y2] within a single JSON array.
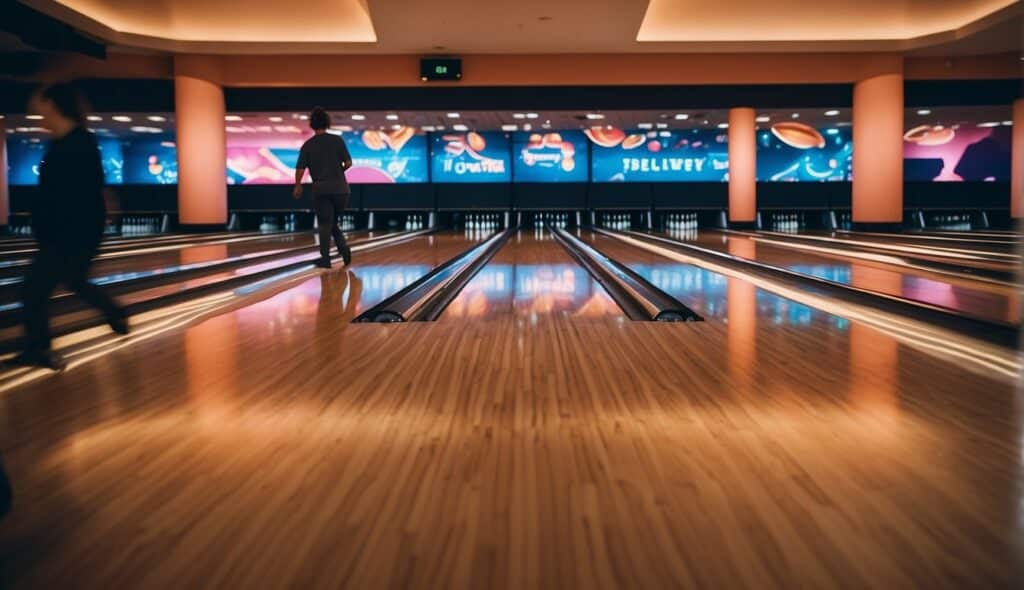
[[0, 455, 9, 519], [293, 106, 353, 269], [12, 83, 128, 371]]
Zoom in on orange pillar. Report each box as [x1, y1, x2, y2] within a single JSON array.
[[728, 107, 757, 225], [1012, 98, 1024, 219], [175, 56, 227, 227], [852, 73, 904, 225], [0, 117, 8, 228]]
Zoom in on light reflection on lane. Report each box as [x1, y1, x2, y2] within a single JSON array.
[[445, 264, 619, 319]]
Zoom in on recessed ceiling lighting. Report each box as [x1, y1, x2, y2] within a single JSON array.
[[526, 113, 539, 119], [225, 126, 245, 133], [755, 116, 770, 123], [702, 120, 709, 125], [791, 113, 800, 119], [586, 113, 605, 120], [25, 115, 43, 120], [298, 115, 309, 120], [512, 113, 526, 119], [351, 114, 366, 121], [385, 114, 399, 121], [501, 124, 518, 131], [112, 116, 132, 122], [674, 114, 689, 120], [1002, 121, 1013, 126], [659, 131, 672, 137], [977, 122, 1001, 128], [824, 110, 840, 116], [541, 122, 551, 129], [916, 109, 932, 116], [330, 125, 352, 132], [86, 115, 102, 122], [453, 123, 468, 131], [421, 125, 437, 132], [130, 126, 163, 134], [447, 113, 461, 119], [717, 123, 729, 129], [656, 123, 668, 129], [391, 124, 403, 130], [225, 115, 243, 122], [147, 115, 166, 122], [523, 123, 533, 131], [637, 123, 653, 129], [268, 116, 283, 122]]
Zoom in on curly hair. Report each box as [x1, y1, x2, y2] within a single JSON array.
[[309, 106, 331, 131]]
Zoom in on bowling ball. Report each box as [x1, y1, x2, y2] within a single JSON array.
[[467, 132, 487, 152]]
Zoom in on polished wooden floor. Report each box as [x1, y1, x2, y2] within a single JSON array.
[[0, 231, 1020, 589]]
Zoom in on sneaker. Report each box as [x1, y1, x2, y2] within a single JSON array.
[[341, 246, 352, 266], [7, 350, 66, 371], [314, 258, 332, 269], [108, 309, 130, 336]]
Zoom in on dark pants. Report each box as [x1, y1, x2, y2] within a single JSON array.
[[22, 243, 122, 354], [314, 193, 350, 260]]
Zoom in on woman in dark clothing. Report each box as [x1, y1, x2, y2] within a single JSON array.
[[12, 83, 128, 371]]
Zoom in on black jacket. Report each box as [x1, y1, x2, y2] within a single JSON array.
[[34, 126, 107, 249]]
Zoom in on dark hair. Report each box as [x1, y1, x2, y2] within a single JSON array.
[[309, 107, 330, 131], [38, 82, 89, 124]]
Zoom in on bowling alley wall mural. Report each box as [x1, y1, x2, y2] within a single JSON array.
[[5, 133, 177, 185], [513, 131, 588, 182], [756, 122, 853, 182], [588, 128, 730, 182], [430, 131, 510, 182], [902, 110, 1012, 182]]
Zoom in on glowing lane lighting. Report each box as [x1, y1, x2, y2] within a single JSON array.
[[604, 231, 1019, 380], [762, 231, 1019, 261]]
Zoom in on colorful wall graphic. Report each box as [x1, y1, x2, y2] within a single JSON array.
[[903, 122, 1012, 182], [757, 122, 853, 182], [431, 131, 511, 183], [512, 131, 588, 182], [588, 128, 729, 182]]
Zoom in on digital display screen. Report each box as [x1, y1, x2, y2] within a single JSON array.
[[757, 123, 852, 182], [420, 58, 462, 81], [588, 128, 729, 182], [226, 127, 428, 184], [512, 131, 588, 182], [903, 121, 1011, 182], [5, 134, 175, 185], [430, 131, 510, 183]]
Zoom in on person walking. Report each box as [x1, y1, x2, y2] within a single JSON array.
[[293, 107, 353, 269], [13, 83, 128, 371]]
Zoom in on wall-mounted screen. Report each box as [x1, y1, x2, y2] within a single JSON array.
[[226, 126, 428, 185], [431, 131, 510, 183], [5, 132, 176, 186], [588, 128, 729, 182], [757, 122, 852, 182], [903, 109, 1012, 182], [512, 131, 588, 182]]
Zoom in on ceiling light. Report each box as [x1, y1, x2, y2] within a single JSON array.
[[391, 124, 403, 130], [86, 115, 102, 122], [977, 122, 1001, 128], [1002, 121, 1013, 126], [674, 114, 689, 120], [541, 122, 551, 129], [453, 123, 468, 131], [523, 123, 532, 131], [791, 113, 800, 119], [147, 115, 166, 122], [824, 110, 840, 116], [916, 109, 932, 116], [637, 123, 653, 129], [512, 113, 526, 120], [225, 126, 246, 133], [526, 113, 539, 119], [351, 114, 365, 121], [421, 125, 436, 132], [501, 124, 518, 131], [717, 123, 729, 129], [755, 116, 770, 123], [656, 123, 668, 129], [130, 126, 163, 134], [268, 116, 283, 122], [330, 125, 353, 132], [447, 112, 461, 119], [25, 115, 43, 120], [385, 114, 399, 121], [112, 115, 132, 122], [225, 115, 243, 122], [586, 113, 605, 120]]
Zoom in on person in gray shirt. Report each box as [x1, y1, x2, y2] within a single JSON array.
[[293, 107, 353, 268]]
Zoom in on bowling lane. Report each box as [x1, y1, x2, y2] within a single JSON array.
[[796, 229, 1019, 257], [586, 231, 851, 329], [442, 229, 622, 320], [678, 230, 1019, 324]]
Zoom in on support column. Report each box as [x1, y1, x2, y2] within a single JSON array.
[[852, 73, 904, 227], [1012, 98, 1023, 219], [727, 107, 756, 226], [0, 117, 8, 228], [174, 56, 227, 228]]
